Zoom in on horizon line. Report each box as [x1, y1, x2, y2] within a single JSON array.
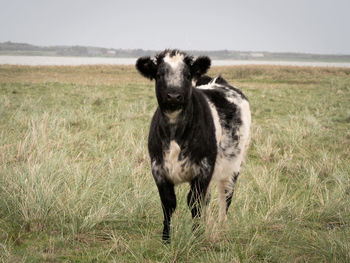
[[2, 41, 350, 57]]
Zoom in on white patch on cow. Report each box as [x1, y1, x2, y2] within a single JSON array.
[[239, 99, 251, 161], [196, 83, 215, 90], [206, 99, 222, 146], [164, 53, 185, 87], [163, 140, 197, 185], [164, 52, 185, 66], [164, 109, 182, 124], [225, 89, 241, 105], [215, 157, 243, 221]]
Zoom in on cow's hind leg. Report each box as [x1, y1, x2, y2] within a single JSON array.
[[218, 172, 239, 222], [156, 180, 176, 242]]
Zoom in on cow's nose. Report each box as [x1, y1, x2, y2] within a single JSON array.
[[167, 93, 182, 102]]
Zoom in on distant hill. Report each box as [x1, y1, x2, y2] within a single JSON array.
[[1, 41, 350, 62]]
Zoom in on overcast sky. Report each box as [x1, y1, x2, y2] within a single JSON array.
[[1, 0, 349, 54]]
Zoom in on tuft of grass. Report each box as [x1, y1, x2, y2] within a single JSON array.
[[0, 65, 349, 262]]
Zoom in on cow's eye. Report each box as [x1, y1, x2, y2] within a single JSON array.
[[185, 72, 191, 80]]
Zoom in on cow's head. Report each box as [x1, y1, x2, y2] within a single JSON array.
[[136, 50, 211, 115]]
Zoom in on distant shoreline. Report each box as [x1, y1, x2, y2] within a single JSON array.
[[1, 42, 350, 63], [1, 55, 350, 68]]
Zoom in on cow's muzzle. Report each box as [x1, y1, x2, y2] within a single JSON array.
[[167, 93, 183, 104]]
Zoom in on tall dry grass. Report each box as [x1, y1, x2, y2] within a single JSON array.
[[0, 65, 349, 262]]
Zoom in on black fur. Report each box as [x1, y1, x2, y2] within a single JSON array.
[[136, 56, 157, 80], [148, 88, 217, 165], [191, 56, 211, 79], [148, 88, 216, 242], [196, 75, 213, 86]]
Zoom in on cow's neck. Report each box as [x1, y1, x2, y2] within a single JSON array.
[[163, 99, 194, 141]]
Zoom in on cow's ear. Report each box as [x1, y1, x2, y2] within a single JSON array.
[[191, 56, 211, 78], [136, 57, 157, 80]]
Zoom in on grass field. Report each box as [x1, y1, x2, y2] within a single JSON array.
[[0, 64, 350, 262]]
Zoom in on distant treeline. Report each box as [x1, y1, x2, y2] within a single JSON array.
[[1, 41, 350, 62]]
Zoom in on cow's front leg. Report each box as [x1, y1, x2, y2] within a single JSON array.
[[187, 161, 212, 231], [155, 179, 176, 242]]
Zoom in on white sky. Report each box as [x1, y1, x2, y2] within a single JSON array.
[[1, 0, 350, 54]]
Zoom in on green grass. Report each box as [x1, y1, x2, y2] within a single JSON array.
[[0, 65, 350, 262]]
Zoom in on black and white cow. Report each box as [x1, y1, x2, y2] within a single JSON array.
[[136, 50, 251, 242]]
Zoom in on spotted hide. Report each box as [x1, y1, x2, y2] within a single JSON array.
[[136, 50, 251, 242]]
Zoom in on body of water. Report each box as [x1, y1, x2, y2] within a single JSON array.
[[0, 56, 137, 66], [1, 55, 350, 68]]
